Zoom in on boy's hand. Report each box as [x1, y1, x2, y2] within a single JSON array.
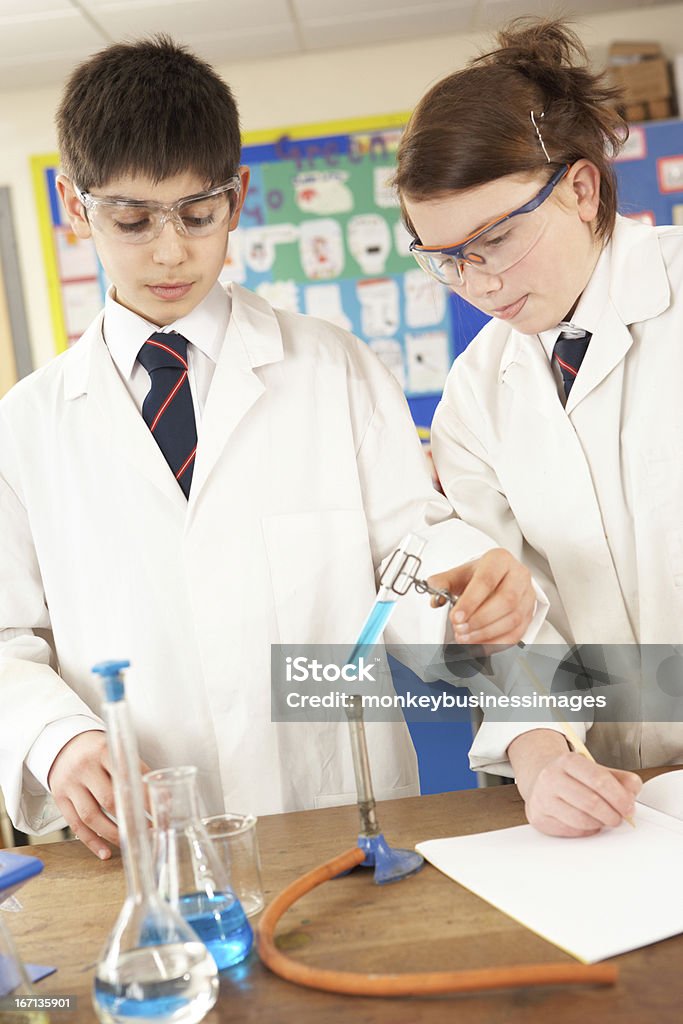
[[48, 730, 150, 859], [509, 730, 642, 837], [427, 548, 535, 645]]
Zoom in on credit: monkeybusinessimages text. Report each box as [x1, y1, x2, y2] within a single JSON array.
[[284, 691, 607, 711]]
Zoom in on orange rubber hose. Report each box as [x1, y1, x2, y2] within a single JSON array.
[[256, 845, 618, 997]]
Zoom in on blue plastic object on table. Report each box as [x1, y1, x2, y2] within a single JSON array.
[[0, 852, 43, 901]]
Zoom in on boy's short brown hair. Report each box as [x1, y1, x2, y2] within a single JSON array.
[[56, 34, 241, 190]]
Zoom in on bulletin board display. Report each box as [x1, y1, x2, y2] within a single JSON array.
[[613, 118, 683, 226], [31, 113, 471, 430]]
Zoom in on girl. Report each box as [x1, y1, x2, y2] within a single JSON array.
[[396, 19, 683, 836]]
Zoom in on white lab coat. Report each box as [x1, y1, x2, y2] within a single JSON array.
[[0, 283, 504, 833], [432, 216, 683, 773]]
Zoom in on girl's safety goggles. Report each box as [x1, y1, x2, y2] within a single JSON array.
[[73, 175, 242, 244], [409, 164, 570, 286]]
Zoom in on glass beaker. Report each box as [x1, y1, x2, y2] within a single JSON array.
[[202, 814, 265, 918], [146, 767, 253, 970], [91, 662, 219, 1024]]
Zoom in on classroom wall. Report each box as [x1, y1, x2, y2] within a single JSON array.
[[1, 1, 683, 370]]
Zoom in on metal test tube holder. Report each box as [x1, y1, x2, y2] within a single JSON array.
[[344, 539, 455, 884]]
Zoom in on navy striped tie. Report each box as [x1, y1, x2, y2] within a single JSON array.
[[553, 329, 591, 399], [138, 331, 197, 498]]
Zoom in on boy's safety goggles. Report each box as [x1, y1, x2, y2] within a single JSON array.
[[409, 164, 570, 286], [73, 175, 242, 244]]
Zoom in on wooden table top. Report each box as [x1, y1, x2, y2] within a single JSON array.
[[5, 770, 682, 1024]]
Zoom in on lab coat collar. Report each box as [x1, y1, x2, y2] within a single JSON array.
[[227, 281, 285, 368], [63, 311, 188, 508], [103, 281, 230, 380], [61, 283, 287, 510], [187, 283, 284, 505], [498, 215, 671, 414], [608, 213, 670, 325]]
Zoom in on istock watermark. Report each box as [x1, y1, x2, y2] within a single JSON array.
[[285, 655, 377, 683], [270, 643, 683, 723]]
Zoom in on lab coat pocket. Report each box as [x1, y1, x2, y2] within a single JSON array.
[[643, 438, 683, 509], [664, 530, 683, 589], [643, 445, 683, 588], [262, 509, 375, 645]]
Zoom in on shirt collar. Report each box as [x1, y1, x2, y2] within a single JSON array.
[[537, 239, 612, 361], [103, 281, 231, 381]]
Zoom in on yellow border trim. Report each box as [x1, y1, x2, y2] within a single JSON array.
[[242, 111, 410, 146], [31, 152, 68, 354]]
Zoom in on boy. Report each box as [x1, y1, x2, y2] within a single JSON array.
[[0, 36, 541, 858]]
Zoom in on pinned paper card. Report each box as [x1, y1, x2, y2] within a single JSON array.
[[404, 269, 448, 328], [417, 770, 683, 964], [406, 331, 451, 393], [243, 224, 299, 274], [294, 171, 353, 215], [357, 278, 399, 337], [368, 338, 406, 389], [55, 228, 100, 280], [299, 219, 345, 280], [373, 166, 399, 208], [220, 231, 246, 284], [393, 220, 413, 258], [347, 215, 391, 275], [304, 284, 352, 331], [244, 230, 275, 274], [255, 280, 300, 312]]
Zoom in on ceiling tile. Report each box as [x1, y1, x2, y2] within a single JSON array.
[[172, 25, 300, 64], [81, 0, 292, 36], [294, 0, 470, 15], [0, 0, 74, 16], [0, 12, 105, 57], [0, 49, 95, 91], [300, 5, 475, 51]]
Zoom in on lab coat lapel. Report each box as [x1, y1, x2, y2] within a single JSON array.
[[567, 216, 671, 413], [189, 284, 284, 505], [64, 315, 187, 508], [564, 303, 632, 414], [499, 330, 558, 419]]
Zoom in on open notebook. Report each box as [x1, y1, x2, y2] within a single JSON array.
[[416, 769, 683, 964]]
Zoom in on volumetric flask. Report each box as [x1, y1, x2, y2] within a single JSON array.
[[146, 766, 253, 970], [91, 662, 218, 1024]]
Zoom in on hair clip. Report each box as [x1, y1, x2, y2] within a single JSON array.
[[530, 110, 551, 164]]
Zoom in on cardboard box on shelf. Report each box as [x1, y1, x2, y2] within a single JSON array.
[[610, 56, 671, 104], [608, 41, 662, 63], [608, 41, 675, 120], [623, 98, 674, 123]]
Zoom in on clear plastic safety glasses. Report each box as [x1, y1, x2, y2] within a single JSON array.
[[409, 164, 570, 286], [73, 175, 242, 244]]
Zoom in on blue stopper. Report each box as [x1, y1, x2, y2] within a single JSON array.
[[92, 660, 130, 702]]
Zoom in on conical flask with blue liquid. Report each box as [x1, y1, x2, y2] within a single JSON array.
[[146, 766, 253, 970], [91, 662, 219, 1024]]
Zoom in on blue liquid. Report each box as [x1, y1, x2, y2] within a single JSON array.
[[93, 942, 217, 1023], [179, 891, 253, 970], [347, 599, 396, 664]]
